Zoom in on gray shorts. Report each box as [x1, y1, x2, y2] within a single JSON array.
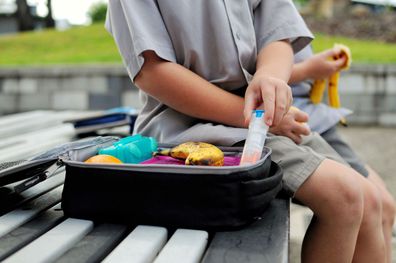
[[321, 126, 369, 177], [266, 132, 348, 196]]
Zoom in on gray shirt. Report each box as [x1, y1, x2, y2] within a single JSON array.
[[106, 0, 313, 145], [291, 46, 352, 134]]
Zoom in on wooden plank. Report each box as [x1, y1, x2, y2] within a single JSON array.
[[0, 204, 65, 261], [2, 218, 94, 263], [0, 186, 62, 237], [103, 225, 168, 263], [202, 198, 290, 263], [0, 170, 65, 215], [55, 223, 129, 263], [153, 229, 208, 263]]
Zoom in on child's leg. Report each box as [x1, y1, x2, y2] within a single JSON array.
[[267, 133, 385, 263], [366, 165, 396, 263], [321, 126, 395, 262], [295, 159, 385, 263], [295, 158, 362, 262]]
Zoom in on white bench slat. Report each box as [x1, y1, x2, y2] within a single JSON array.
[[153, 229, 208, 263], [0, 111, 80, 138], [0, 111, 52, 127], [3, 218, 94, 263], [0, 131, 75, 162], [0, 124, 76, 150], [0, 186, 62, 238], [103, 225, 168, 263]]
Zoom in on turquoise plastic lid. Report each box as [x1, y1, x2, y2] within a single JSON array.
[[253, 110, 265, 118]]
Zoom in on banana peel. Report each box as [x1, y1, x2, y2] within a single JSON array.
[[309, 43, 351, 126], [155, 142, 224, 166], [310, 79, 326, 104]]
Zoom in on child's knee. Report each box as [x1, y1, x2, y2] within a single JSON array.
[[381, 192, 396, 225], [329, 176, 364, 223], [311, 173, 364, 224], [295, 159, 365, 224], [361, 182, 383, 224]]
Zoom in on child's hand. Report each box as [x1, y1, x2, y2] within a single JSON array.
[[244, 74, 292, 127], [303, 47, 346, 80], [269, 107, 310, 144]]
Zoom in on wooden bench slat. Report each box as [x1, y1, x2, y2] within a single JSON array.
[[153, 229, 208, 263], [202, 198, 290, 263], [0, 204, 65, 261], [0, 171, 65, 215], [54, 223, 129, 263], [2, 218, 94, 263], [103, 225, 168, 263], [0, 186, 62, 237]]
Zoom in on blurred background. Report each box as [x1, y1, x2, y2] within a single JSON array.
[[0, 1, 396, 262], [0, 0, 395, 121]]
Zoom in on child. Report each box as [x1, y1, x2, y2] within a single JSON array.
[[106, 1, 386, 262], [290, 44, 396, 263]]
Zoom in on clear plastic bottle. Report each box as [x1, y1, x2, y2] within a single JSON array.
[[240, 110, 268, 165]]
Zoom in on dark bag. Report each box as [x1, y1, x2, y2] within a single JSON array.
[[0, 136, 117, 193], [60, 143, 283, 231]]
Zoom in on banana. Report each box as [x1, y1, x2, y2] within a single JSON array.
[[310, 79, 326, 104], [328, 44, 351, 126], [156, 142, 224, 166], [309, 43, 351, 126], [328, 72, 340, 108]]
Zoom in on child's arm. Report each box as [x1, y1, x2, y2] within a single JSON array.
[[134, 51, 247, 128], [289, 47, 346, 84], [243, 40, 294, 127], [135, 41, 307, 143]]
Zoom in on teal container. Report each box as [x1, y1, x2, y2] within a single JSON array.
[[99, 134, 158, 164]]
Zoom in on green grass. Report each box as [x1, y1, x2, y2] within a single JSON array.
[[0, 23, 122, 66], [0, 24, 396, 65], [312, 33, 396, 64]]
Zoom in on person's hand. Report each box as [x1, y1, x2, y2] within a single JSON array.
[[269, 106, 311, 144], [302, 47, 347, 80], [244, 74, 292, 127]]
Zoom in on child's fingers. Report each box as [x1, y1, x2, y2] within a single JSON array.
[[294, 110, 309, 123], [332, 56, 347, 69], [261, 85, 275, 126], [294, 122, 311, 136], [320, 48, 337, 58], [272, 84, 288, 127]]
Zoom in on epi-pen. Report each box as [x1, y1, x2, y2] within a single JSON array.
[[240, 110, 269, 165]]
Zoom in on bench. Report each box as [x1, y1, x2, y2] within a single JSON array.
[[0, 110, 290, 263]]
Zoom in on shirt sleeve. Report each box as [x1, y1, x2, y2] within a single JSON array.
[[105, 0, 176, 81], [253, 0, 314, 54]]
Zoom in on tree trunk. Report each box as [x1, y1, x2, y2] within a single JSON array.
[[45, 0, 55, 28], [306, 0, 334, 18], [16, 0, 34, 31]]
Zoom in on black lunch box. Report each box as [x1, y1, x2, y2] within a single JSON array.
[[1, 136, 283, 230]]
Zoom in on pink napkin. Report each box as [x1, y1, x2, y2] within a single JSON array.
[[140, 155, 241, 166]]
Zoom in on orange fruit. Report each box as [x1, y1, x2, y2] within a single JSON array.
[[84, 154, 123, 164]]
